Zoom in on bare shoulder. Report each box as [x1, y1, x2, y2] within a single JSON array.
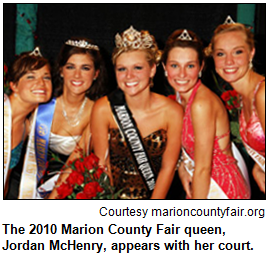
[[255, 79, 265, 101], [191, 85, 215, 115], [153, 92, 183, 116], [92, 96, 110, 114]]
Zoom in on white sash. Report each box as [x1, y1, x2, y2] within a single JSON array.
[[18, 109, 39, 199], [4, 94, 12, 189], [242, 141, 265, 172]]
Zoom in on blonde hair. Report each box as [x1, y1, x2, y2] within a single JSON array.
[[205, 23, 255, 56]]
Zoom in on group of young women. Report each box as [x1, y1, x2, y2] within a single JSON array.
[[4, 16, 265, 199]]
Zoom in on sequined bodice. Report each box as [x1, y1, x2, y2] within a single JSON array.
[[109, 128, 167, 199], [239, 80, 265, 157]]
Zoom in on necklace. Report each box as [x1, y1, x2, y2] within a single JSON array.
[[61, 96, 87, 127]]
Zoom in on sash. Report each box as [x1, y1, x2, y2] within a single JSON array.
[[19, 99, 56, 199], [35, 98, 56, 183], [181, 148, 229, 199], [18, 109, 39, 199], [108, 89, 156, 192], [4, 94, 12, 189], [242, 141, 265, 172]]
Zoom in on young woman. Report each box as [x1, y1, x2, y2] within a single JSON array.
[[162, 29, 250, 199], [33, 37, 107, 199], [91, 26, 183, 199], [208, 19, 265, 194], [4, 48, 52, 198]]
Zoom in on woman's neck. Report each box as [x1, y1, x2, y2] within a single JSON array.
[[60, 91, 86, 109], [9, 94, 37, 125], [231, 70, 261, 99], [125, 90, 152, 113]]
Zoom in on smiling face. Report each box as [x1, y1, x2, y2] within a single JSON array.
[[11, 64, 52, 104], [212, 30, 255, 85], [164, 47, 202, 94], [61, 53, 99, 96], [115, 50, 156, 97]]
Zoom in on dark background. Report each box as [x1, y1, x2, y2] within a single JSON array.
[[3, 3, 266, 93], [3, 3, 266, 199]]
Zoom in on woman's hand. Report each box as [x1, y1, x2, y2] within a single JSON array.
[[252, 163, 265, 193], [178, 162, 192, 198]]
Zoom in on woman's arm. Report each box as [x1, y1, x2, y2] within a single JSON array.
[[191, 97, 216, 199], [255, 81, 265, 134], [151, 102, 183, 199], [178, 161, 192, 199]]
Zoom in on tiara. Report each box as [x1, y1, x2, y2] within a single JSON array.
[[29, 47, 42, 57], [115, 26, 153, 49], [223, 15, 235, 25], [177, 29, 192, 41], [65, 39, 99, 51]]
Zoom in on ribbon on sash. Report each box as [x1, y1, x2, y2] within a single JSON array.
[[35, 98, 56, 182], [242, 141, 265, 172], [4, 94, 12, 189], [108, 89, 156, 192]]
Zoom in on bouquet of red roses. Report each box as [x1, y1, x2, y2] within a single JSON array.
[[56, 152, 121, 199], [221, 90, 240, 113]]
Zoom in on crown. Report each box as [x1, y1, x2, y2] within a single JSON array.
[[115, 26, 153, 49], [29, 47, 42, 57], [223, 15, 235, 25], [65, 39, 99, 51], [177, 29, 192, 41]]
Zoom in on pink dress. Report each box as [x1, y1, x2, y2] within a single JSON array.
[[239, 80, 265, 157], [182, 80, 250, 199]]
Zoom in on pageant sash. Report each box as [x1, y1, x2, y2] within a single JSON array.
[[181, 148, 229, 199], [4, 94, 12, 188], [35, 98, 56, 183], [18, 109, 39, 199], [231, 142, 251, 190], [242, 141, 265, 172], [108, 89, 156, 192]]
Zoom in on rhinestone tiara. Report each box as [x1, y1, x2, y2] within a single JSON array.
[[29, 47, 42, 57], [65, 39, 99, 51], [115, 26, 153, 49], [177, 29, 192, 41], [223, 15, 235, 25]]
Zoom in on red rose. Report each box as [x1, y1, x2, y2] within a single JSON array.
[[168, 95, 176, 101], [74, 159, 85, 173], [76, 192, 88, 199], [83, 153, 99, 171], [221, 91, 230, 102], [83, 182, 98, 199], [94, 168, 103, 179], [56, 183, 73, 199], [4, 64, 8, 74], [67, 171, 84, 186]]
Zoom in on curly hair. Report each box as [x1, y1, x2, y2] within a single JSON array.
[[205, 23, 255, 57]]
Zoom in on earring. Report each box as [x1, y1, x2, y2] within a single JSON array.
[[164, 70, 168, 77], [14, 93, 18, 97], [249, 59, 253, 70], [198, 71, 202, 78]]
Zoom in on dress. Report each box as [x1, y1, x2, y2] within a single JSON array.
[[182, 81, 250, 199], [38, 133, 81, 189], [239, 80, 265, 158], [109, 128, 167, 199]]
